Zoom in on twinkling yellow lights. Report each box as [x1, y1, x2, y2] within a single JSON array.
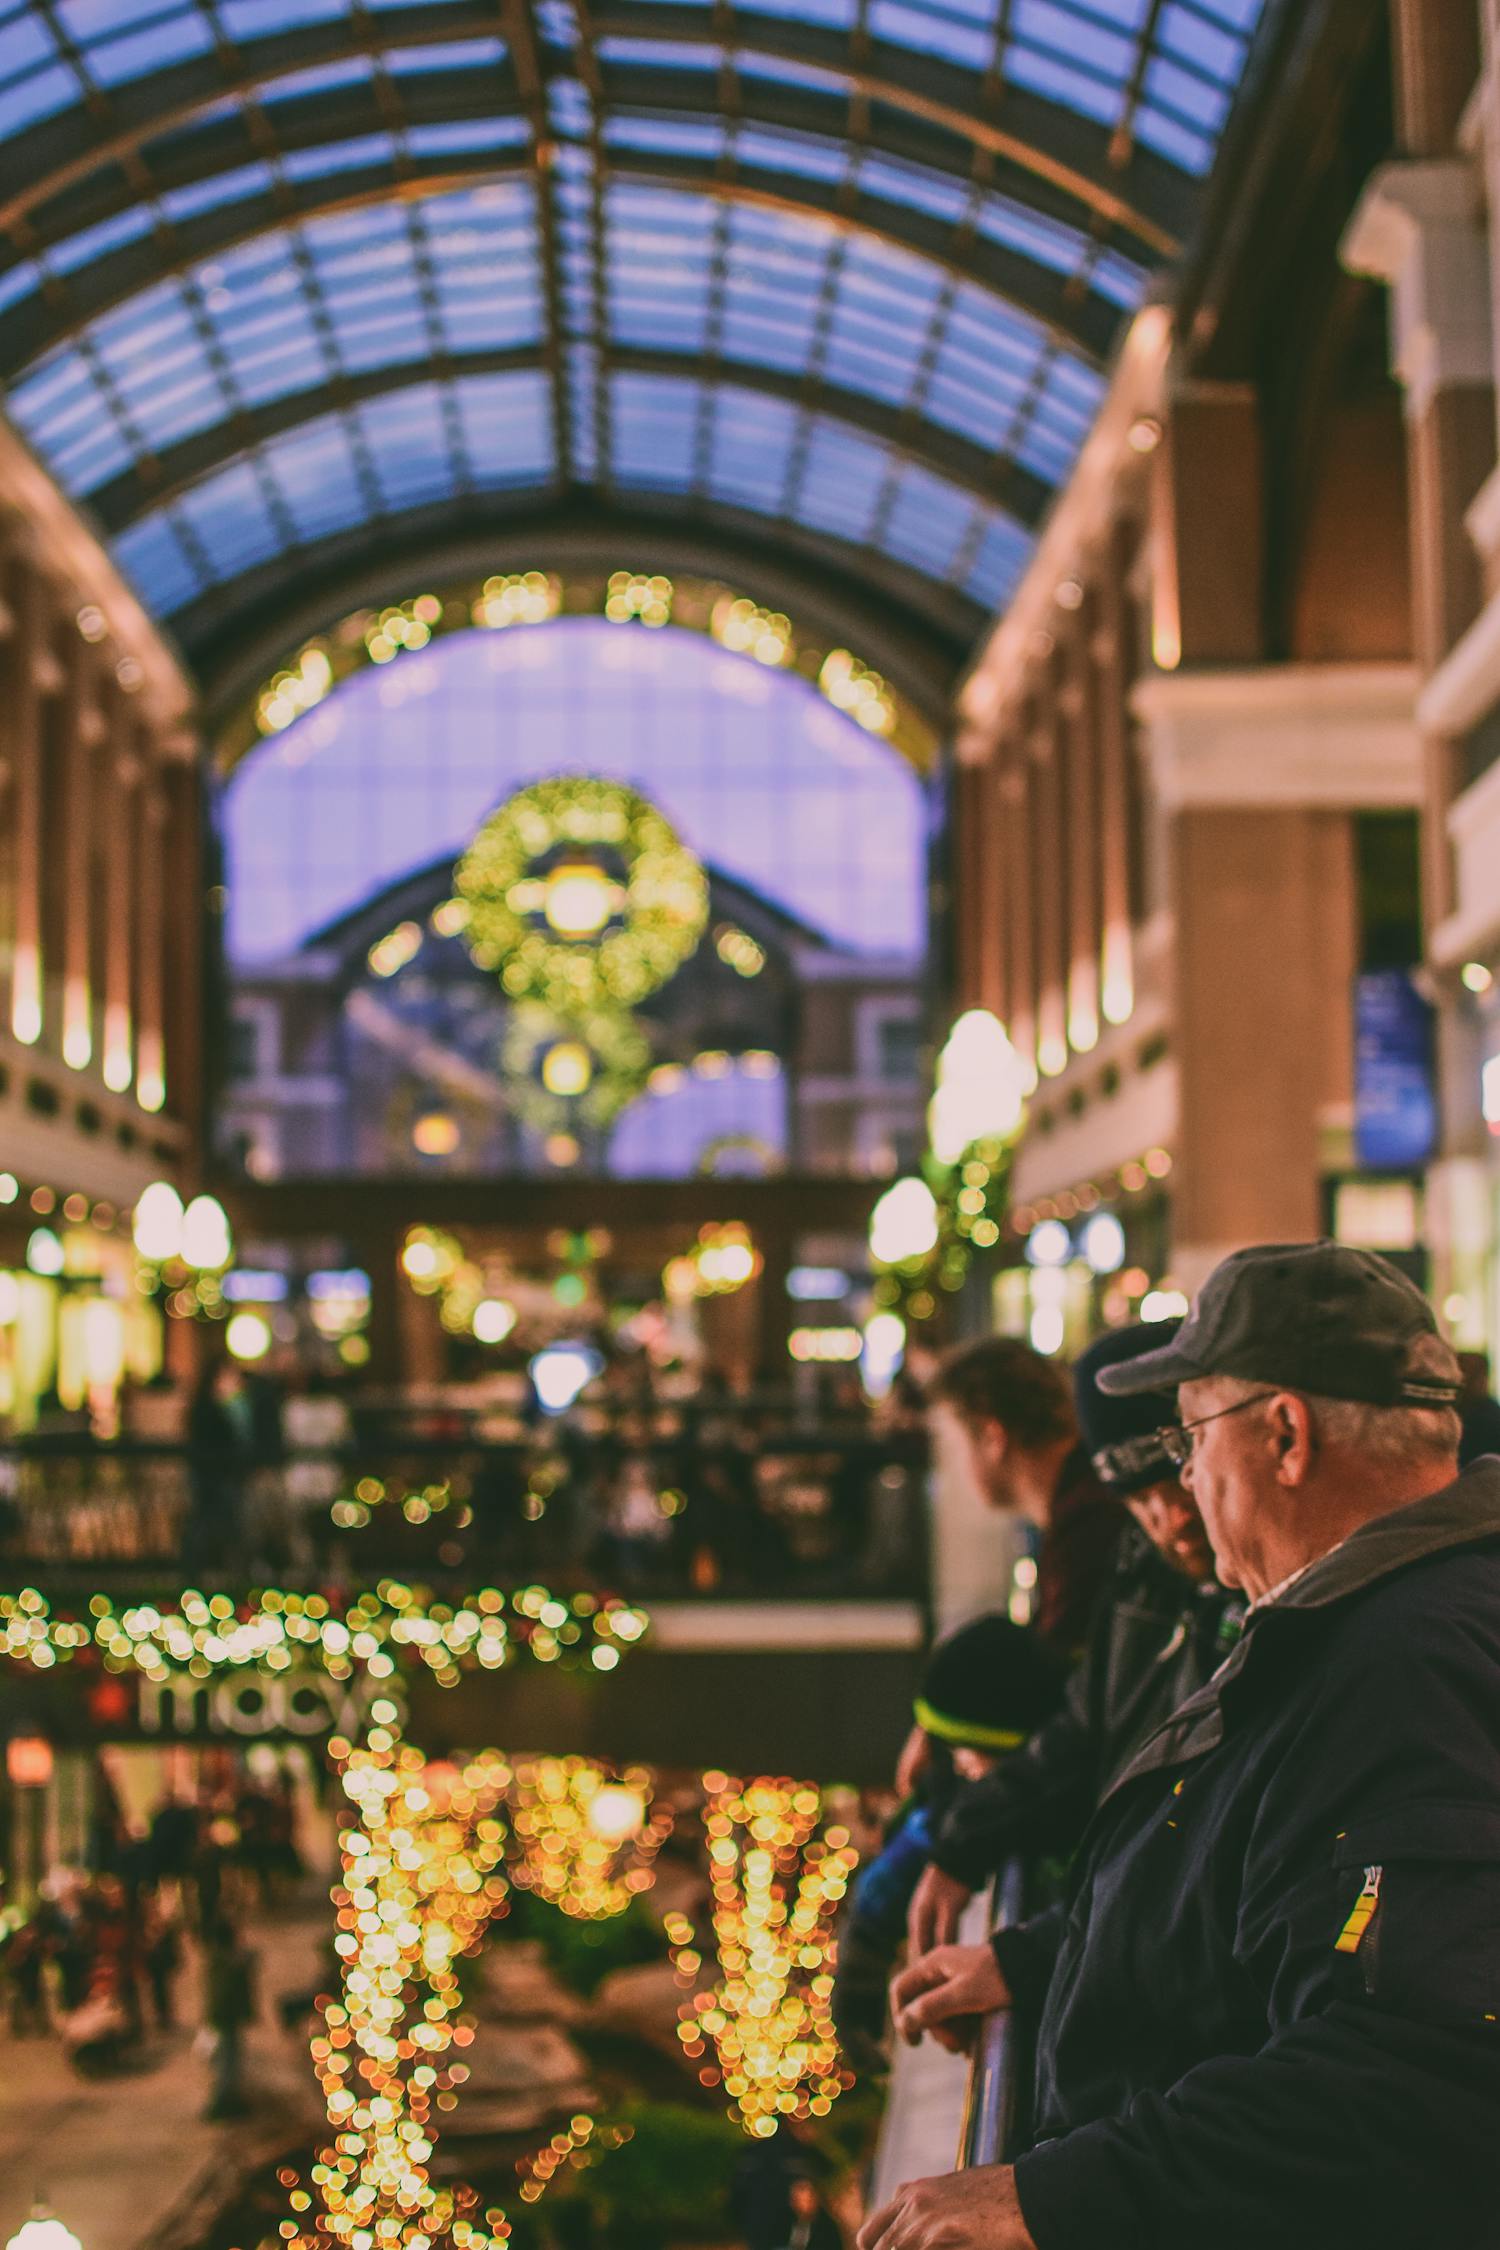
[[663, 1223, 761, 1304], [508, 1757, 673, 1920], [365, 597, 441, 665], [818, 649, 896, 736], [280, 1732, 514, 2250], [258, 643, 335, 734], [710, 596, 792, 667], [473, 572, 561, 629], [0, 1582, 649, 1685], [605, 571, 673, 626], [672, 1775, 858, 2137], [516, 2114, 633, 2206]]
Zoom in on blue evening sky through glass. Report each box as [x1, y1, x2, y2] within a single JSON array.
[[223, 621, 926, 966]]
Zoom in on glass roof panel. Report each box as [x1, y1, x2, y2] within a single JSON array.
[[0, 0, 1265, 635]]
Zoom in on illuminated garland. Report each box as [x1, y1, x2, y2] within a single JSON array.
[[501, 1001, 652, 1136], [0, 1581, 649, 1685], [280, 1732, 514, 2250], [871, 1134, 1015, 1327], [235, 570, 938, 776], [507, 1757, 674, 1921], [455, 777, 708, 1013], [671, 1775, 858, 2137], [515, 2114, 633, 2207]]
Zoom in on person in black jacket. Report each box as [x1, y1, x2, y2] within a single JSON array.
[[864, 1241, 1499, 2250], [905, 1320, 1243, 1966]]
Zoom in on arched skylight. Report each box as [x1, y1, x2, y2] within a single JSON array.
[[0, 0, 1266, 649], [222, 617, 928, 964]]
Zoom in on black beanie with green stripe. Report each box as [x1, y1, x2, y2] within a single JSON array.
[[915, 1613, 1067, 1752]]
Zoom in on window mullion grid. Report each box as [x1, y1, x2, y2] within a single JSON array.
[[689, 186, 738, 499], [772, 221, 850, 526], [34, 0, 303, 563], [191, 5, 390, 529], [865, 164, 987, 549], [688, 10, 742, 500]]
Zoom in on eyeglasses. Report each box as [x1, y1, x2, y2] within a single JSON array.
[[1156, 1391, 1278, 1468]]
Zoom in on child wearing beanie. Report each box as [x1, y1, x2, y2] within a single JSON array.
[[832, 1615, 1064, 2071]]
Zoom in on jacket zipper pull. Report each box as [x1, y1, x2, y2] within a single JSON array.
[[1334, 1864, 1383, 1956]]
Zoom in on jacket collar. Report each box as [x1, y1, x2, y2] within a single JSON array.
[[1101, 1456, 1500, 1799]]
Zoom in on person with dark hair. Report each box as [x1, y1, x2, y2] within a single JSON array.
[[903, 1320, 1242, 1964], [863, 1244, 1500, 2250], [928, 1337, 1121, 1657], [832, 1615, 1066, 2071]]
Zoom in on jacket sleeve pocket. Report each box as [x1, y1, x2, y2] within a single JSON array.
[[1330, 1804, 1500, 2025]]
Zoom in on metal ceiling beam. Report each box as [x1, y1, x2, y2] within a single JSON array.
[[499, 0, 578, 487], [81, 343, 1053, 537], [171, 490, 986, 700], [0, 144, 1122, 387], [0, 5, 1189, 254]]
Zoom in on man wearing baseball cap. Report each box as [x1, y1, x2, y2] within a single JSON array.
[[860, 1242, 1500, 2250], [903, 1320, 1241, 1973]]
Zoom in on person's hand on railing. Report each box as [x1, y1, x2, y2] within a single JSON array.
[[890, 1942, 1011, 2050], [907, 1861, 973, 1956], [856, 2163, 1038, 2248]]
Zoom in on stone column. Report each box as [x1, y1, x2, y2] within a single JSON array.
[[102, 715, 141, 1097], [975, 753, 1007, 1025], [134, 772, 168, 1115], [1000, 754, 1037, 1084], [1062, 605, 1101, 1056], [1032, 699, 1069, 1080], [1344, 157, 1493, 932], [160, 757, 204, 1144], [1134, 664, 1424, 1287], [60, 634, 98, 1072], [1095, 533, 1136, 1027], [6, 558, 44, 1046]]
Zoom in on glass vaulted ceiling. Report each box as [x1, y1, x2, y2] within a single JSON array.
[[0, 0, 1265, 647]]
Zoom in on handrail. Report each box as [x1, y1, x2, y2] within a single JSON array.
[[956, 1857, 1026, 2171]]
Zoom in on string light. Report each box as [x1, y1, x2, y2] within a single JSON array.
[[277, 1731, 514, 2250], [672, 1775, 858, 2138], [516, 2114, 633, 2206], [237, 571, 938, 774], [0, 1583, 650, 1685], [507, 1757, 673, 1920]]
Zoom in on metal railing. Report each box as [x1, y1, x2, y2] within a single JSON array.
[[957, 1858, 1027, 2171], [0, 1415, 929, 1598]]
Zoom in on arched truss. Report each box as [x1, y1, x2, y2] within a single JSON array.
[[0, 0, 1266, 655]]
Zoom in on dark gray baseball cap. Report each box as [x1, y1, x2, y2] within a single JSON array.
[[1094, 1241, 1461, 1408]]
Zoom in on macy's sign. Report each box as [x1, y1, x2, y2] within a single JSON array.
[[137, 1668, 407, 1738]]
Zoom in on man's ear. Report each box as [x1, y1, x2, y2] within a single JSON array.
[[1269, 1392, 1317, 1485]]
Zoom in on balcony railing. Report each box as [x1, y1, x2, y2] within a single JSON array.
[[0, 1407, 928, 1599], [957, 1859, 1027, 2171]]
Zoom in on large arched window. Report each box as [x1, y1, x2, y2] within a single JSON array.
[[219, 618, 930, 1180]]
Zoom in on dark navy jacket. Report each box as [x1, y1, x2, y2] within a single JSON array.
[[995, 1459, 1500, 2250], [933, 1529, 1242, 1890]]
